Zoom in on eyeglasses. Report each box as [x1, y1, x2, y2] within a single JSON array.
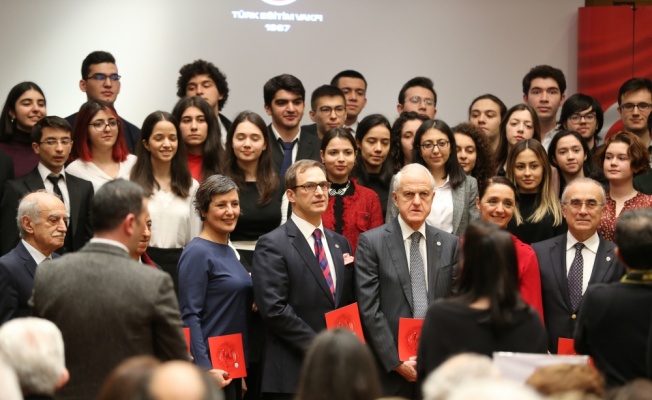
[[86, 73, 121, 82], [318, 106, 346, 117], [569, 112, 597, 123], [89, 119, 119, 131], [407, 96, 435, 107], [293, 181, 331, 193], [619, 102, 652, 112], [39, 138, 72, 147], [563, 199, 603, 210], [421, 140, 450, 151]]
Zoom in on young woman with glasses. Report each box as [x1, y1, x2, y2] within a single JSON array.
[[66, 100, 135, 192]]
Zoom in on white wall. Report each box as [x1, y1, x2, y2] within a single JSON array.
[[0, 0, 583, 129]]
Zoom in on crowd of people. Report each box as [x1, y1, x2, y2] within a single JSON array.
[[0, 50, 652, 400]]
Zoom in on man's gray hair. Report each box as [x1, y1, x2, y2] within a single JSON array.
[[0, 317, 66, 395], [16, 190, 49, 239], [448, 378, 543, 400], [561, 177, 606, 205], [393, 163, 436, 193], [0, 358, 22, 400], [422, 353, 501, 400]]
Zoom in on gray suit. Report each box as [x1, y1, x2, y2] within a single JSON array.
[[31, 242, 188, 400], [386, 175, 479, 237], [355, 218, 459, 396], [532, 233, 625, 353]]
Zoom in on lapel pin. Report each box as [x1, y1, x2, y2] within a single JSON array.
[[437, 241, 441, 246], [335, 244, 340, 249], [606, 256, 611, 261]]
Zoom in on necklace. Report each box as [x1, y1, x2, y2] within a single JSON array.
[[329, 180, 350, 196]]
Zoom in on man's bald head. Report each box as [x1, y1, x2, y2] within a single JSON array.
[[148, 361, 222, 400]]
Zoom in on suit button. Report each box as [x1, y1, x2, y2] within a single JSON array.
[[571, 314, 577, 319]]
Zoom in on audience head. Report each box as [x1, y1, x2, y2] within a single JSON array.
[[605, 378, 652, 400], [506, 138, 550, 194], [615, 208, 652, 270], [331, 70, 367, 123], [497, 103, 540, 163], [468, 94, 507, 145], [452, 122, 495, 182], [476, 176, 522, 228], [0, 317, 69, 396], [132, 217, 152, 260], [17, 191, 67, 256], [390, 111, 428, 172], [194, 174, 240, 243], [285, 160, 328, 226], [263, 74, 305, 133], [177, 60, 229, 113], [422, 353, 501, 400], [526, 364, 604, 398], [392, 163, 435, 230], [70, 99, 129, 162], [355, 114, 392, 176], [31, 116, 74, 174], [560, 178, 605, 242], [320, 127, 357, 184], [147, 361, 223, 400], [595, 130, 650, 184], [549, 129, 600, 182], [522, 65, 566, 125], [412, 119, 466, 189], [79, 51, 121, 105], [448, 379, 543, 400], [91, 179, 149, 252], [295, 329, 381, 400], [617, 77, 652, 136], [397, 77, 437, 118], [96, 355, 161, 400], [309, 85, 346, 138], [0, 81, 46, 140], [559, 94, 604, 147]]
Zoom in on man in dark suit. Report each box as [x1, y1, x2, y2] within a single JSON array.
[[355, 163, 459, 398], [31, 179, 188, 400], [252, 160, 355, 400], [0, 116, 93, 256], [301, 85, 347, 140], [532, 178, 624, 353], [0, 192, 66, 323], [65, 51, 140, 153], [264, 74, 321, 176], [575, 208, 652, 387]]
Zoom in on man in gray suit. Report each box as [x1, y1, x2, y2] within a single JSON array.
[[355, 163, 459, 398], [31, 179, 188, 400], [532, 178, 624, 353]]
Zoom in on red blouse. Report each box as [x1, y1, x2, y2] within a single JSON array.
[[187, 153, 203, 182], [598, 191, 652, 242], [512, 234, 544, 322]]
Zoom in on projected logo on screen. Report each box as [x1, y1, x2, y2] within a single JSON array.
[[261, 0, 297, 5], [232, 0, 323, 33]]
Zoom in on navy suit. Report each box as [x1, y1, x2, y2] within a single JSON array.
[[66, 112, 141, 153], [267, 124, 321, 176], [0, 168, 94, 256], [252, 218, 355, 395], [0, 241, 58, 323], [532, 233, 625, 353]]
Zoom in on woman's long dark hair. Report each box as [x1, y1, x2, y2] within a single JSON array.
[[389, 111, 428, 173], [351, 114, 393, 189], [222, 110, 279, 205], [452, 122, 496, 184], [548, 129, 602, 192], [131, 111, 192, 197], [0, 81, 46, 142], [412, 119, 466, 189], [457, 221, 524, 333], [495, 104, 541, 169]]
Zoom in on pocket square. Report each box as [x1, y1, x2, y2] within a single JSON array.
[[343, 253, 355, 264]]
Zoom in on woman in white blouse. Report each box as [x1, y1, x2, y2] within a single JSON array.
[[66, 100, 137, 192], [130, 111, 201, 291]]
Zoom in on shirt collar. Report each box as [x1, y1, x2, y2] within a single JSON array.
[[90, 238, 130, 254], [567, 231, 600, 254], [271, 124, 301, 143], [291, 212, 324, 239], [21, 239, 50, 264], [397, 215, 427, 242], [37, 162, 66, 182]]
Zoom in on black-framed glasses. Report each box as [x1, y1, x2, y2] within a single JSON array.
[[86, 73, 121, 82], [563, 199, 603, 210], [293, 181, 331, 193], [318, 106, 346, 117], [89, 119, 119, 131], [569, 112, 597, 123], [421, 140, 449, 151], [407, 96, 435, 107], [39, 138, 72, 147], [619, 102, 652, 112]]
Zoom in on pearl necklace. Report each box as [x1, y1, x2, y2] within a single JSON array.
[[328, 180, 350, 196]]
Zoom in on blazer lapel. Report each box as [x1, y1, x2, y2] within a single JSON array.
[[385, 219, 412, 309], [66, 175, 82, 236], [324, 229, 346, 307], [17, 242, 37, 278], [425, 226, 443, 302], [268, 126, 283, 171], [589, 237, 616, 284], [450, 184, 463, 235], [550, 235, 573, 311], [296, 130, 316, 161], [24, 169, 46, 192]]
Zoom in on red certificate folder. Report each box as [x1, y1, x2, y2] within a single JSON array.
[[398, 318, 424, 361], [557, 338, 576, 355], [208, 333, 247, 378], [325, 302, 365, 343], [183, 327, 191, 353]]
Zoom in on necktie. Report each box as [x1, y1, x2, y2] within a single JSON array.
[[568, 242, 584, 311], [279, 139, 297, 176], [47, 175, 64, 204], [410, 232, 428, 318], [313, 229, 335, 300]]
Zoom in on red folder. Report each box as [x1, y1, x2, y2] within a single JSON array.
[[325, 302, 365, 343], [557, 338, 576, 355], [183, 327, 191, 353], [208, 333, 247, 378], [398, 318, 423, 361]]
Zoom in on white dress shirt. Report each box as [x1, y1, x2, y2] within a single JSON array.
[[38, 163, 70, 217], [291, 213, 337, 288], [566, 231, 599, 293], [271, 125, 302, 164], [22, 239, 50, 264], [398, 215, 429, 290], [426, 175, 454, 234]]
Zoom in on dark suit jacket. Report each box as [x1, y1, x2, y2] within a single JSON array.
[[66, 112, 141, 153], [0, 150, 13, 203], [31, 242, 188, 400], [251, 219, 355, 394], [300, 123, 318, 137], [219, 113, 232, 133], [0, 168, 94, 256], [267, 124, 321, 176], [355, 218, 459, 396], [0, 241, 59, 323], [532, 233, 625, 353]]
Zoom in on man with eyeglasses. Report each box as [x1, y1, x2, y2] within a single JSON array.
[[65, 51, 141, 153], [532, 178, 624, 354], [251, 160, 355, 400], [397, 77, 437, 119], [559, 93, 604, 154], [0, 116, 94, 256], [302, 85, 347, 140]]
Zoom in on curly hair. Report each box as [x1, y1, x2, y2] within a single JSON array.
[[176, 60, 229, 110], [452, 122, 496, 184], [594, 130, 651, 177]]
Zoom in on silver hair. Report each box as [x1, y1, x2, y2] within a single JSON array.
[[393, 163, 436, 192], [560, 177, 606, 205], [0, 358, 22, 400], [448, 378, 543, 400], [16, 190, 49, 239], [194, 174, 239, 220], [422, 353, 501, 400], [0, 317, 66, 396]]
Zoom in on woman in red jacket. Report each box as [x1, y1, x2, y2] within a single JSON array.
[[320, 128, 384, 255], [475, 176, 544, 321]]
